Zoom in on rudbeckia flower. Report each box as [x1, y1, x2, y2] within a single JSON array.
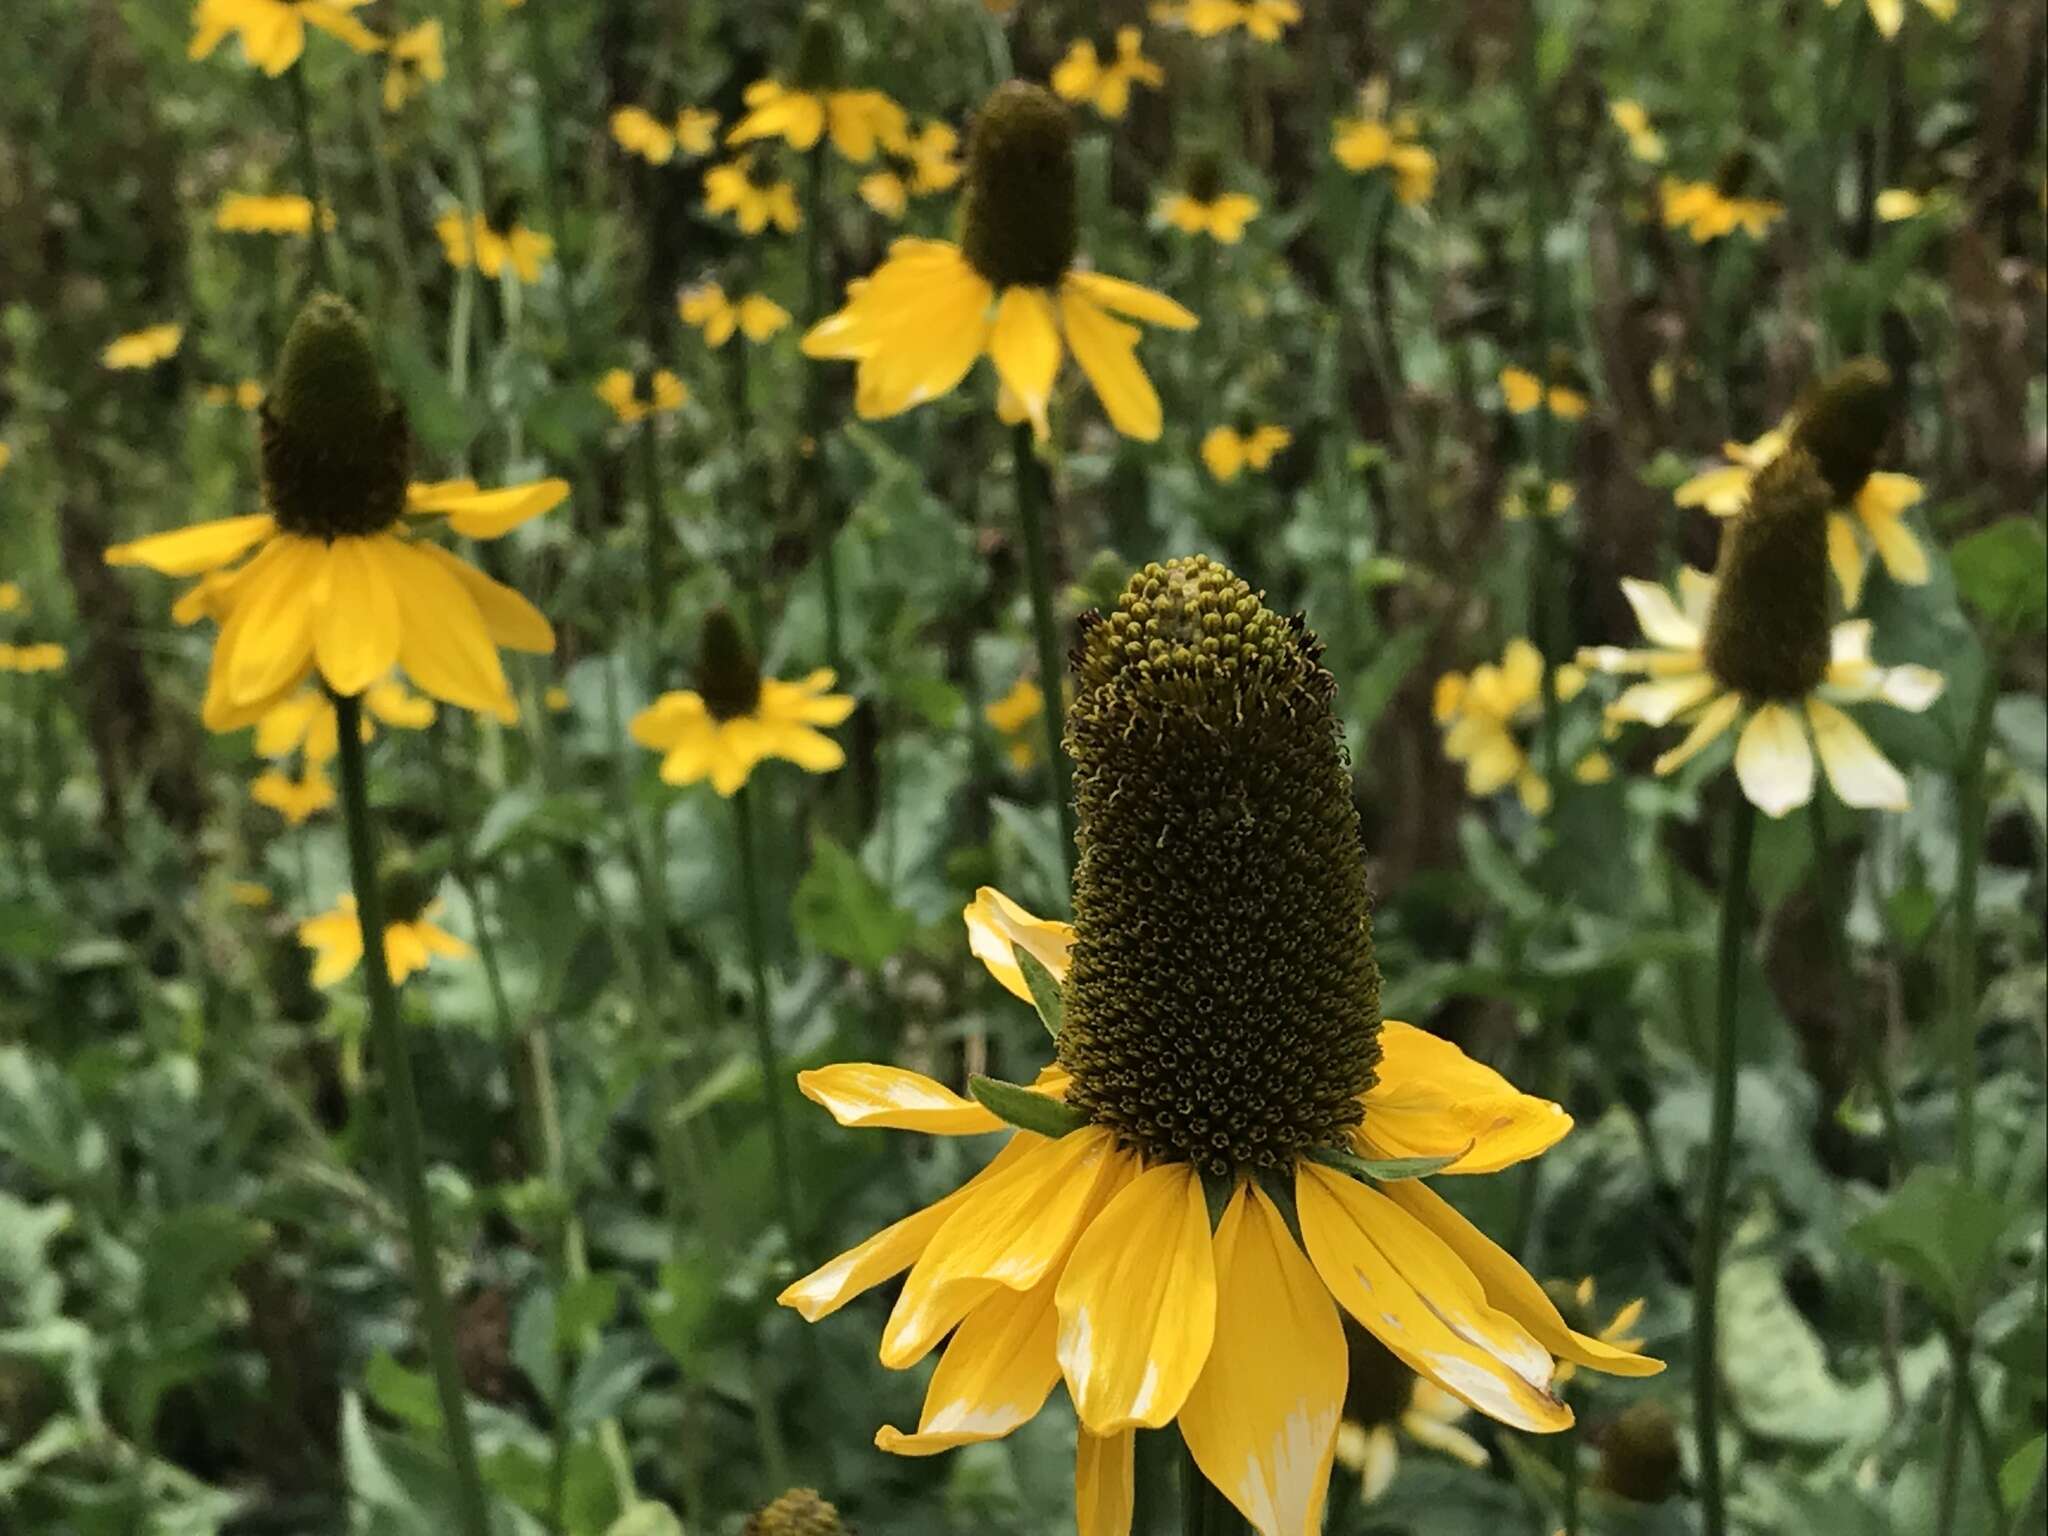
[[102, 324, 183, 370], [1500, 476, 1575, 520], [1608, 99, 1667, 164], [382, 20, 444, 111], [1200, 423, 1290, 482], [595, 367, 688, 424], [1434, 639, 1605, 816], [0, 642, 66, 674], [299, 891, 470, 987], [703, 158, 802, 235], [215, 192, 320, 235], [675, 107, 720, 156], [203, 380, 265, 410], [1499, 365, 1589, 420], [254, 675, 435, 769], [610, 105, 677, 164], [1049, 28, 1164, 121], [435, 210, 553, 284], [1334, 1330, 1491, 1503], [783, 558, 1659, 1534], [1547, 1277, 1648, 1389], [727, 79, 909, 164], [679, 284, 793, 347], [1333, 83, 1437, 206], [1152, 0, 1301, 41], [858, 122, 964, 219], [1159, 188, 1261, 245], [984, 676, 1045, 770], [105, 297, 564, 731], [1824, 0, 1956, 39], [188, 0, 382, 76], [250, 764, 336, 824], [1659, 176, 1783, 242], [803, 83, 1197, 442]]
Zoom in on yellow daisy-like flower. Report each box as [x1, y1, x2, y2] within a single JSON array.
[[610, 105, 678, 165], [1659, 177, 1784, 243], [298, 892, 470, 988], [203, 380, 266, 410], [631, 667, 854, 797], [1434, 638, 1601, 817], [0, 580, 23, 613], [1824, 0, 1956, 39], [703, 158, 803, 235], [1502, 479, 1575, 520], [1152, 0, 1301, 41], [1499, 365, 1589, 420], [804, 84, 1197, 443], [984, 676, 1045, 771], [727, 80, 909, 164], [679, 284, 793, 347], [1049, 28, 1164, 121], [188, 0, 382, 75], [675, 107, 720, 156], [435, 210, 553, 284], [215, 192, 320, 236], [1549, 1277, 1647, 1389], [544, 685, 571, 712], [1159, 191, 1261, 245], [103, 324, 184, 371], [1200, 423, 1291, 482], [783, 559, 1659, 1535], [1608, 99, 1667, 164], [382, 20, 444, 112], [1333, 85, 1437, 207], [0, 642, 66, 674], [254, 676, 435, 768], [595, 367, 688, 425], [250, 764, 336, 824], [858, 124, 964, 220]]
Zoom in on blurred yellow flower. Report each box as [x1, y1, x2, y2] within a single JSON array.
[[544, 685, 571, 712], [596, 368, 688, 425], [1333, 90, 1436, 206], [0, 581, 22, 613], [1335, 1378, 1489, 1504], [189, 0, 383, 76], [1499, 366, 1588, 420], [1875, 187, 1925, 221], [0, 642, 66, 674], [631, 668, 855, 796], [1200, 424, 1291, 482], [1608, 99, 1666, 164], [1502, 479, 1575, 520], [1153, 0, 1300, 41], [859, 122, 963, 219], [675, 107, 720, 156], [1659, 177, 1783, 242], [254, 677, 435, 769], [203, 379, 267, 410], [1159, 190, 1261, 244], [382, 20, 444, 111], [728, 80, 909, 163], [1050, 27, 1163, 120], [679, 284, 791, 347], [984, 676, 1045, 770], [215, 192, 320, 235], [103, 324, 184, 370], [0, 443, 10, 474], [1550, 1278, 1647, 1390], [611, 105, 678, 164], [704, 158, 802, 235], [1434, 638, 1591, 816], [1824, 0, 1956, 39], [299, 892, 470, 987], [228, 880, 273, 908], [436, 210, 553, 283], [250, 764, 336, 824]]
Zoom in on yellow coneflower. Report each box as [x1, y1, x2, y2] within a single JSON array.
[[1499, 365, 1589, 420], [858, 122, 964, 220], [1158, 176, 1261, 245], [1659, 176, 1783, 243], [215, 192, 321, 236], [0, 642, 66, 674], [1050, 27, 1164, 121], [1824, 0, 1956, 40], [804, 83, 1196, 443], [610, 105, 678, 164], [703, 157, 803, 235], [727, 79, 909, 165], [679, 284, 793, 347], [595, 367, 688, 425], [1334, 1329, 1491, 1503], [256, 676, 436, 764], [250, 764, 336, 824], [675, 107, 720, 156], [435, 210, 553, 284], [103, 324, 183, 371], [1153, 0, 1302, 42], [1501, 477, 1575, 520], [984, 676, 1045, 770], [299, 890, 470, 987], [188, 0, 383, 76], [1608, 99, 1667, 164], [1674, 361, 1928, 609], [783, 558, 1659, 1532], [105, 296, 564, 730], [630, 609, 854, 797], [1200, 423, 1291, 482], [1333, 83, 1436, 206], [1434, 639, 1605, 816], [382, 20, 445, 112], [1581, 449, 1944, 819]]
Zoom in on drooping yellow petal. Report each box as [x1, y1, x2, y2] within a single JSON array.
[[988, 287, 1064, 441], [1733, 700, 1814, 818], [1651, 692, 1744, 776], [1618, 577, 1702, 649], [413, 543, 555, 653], [311, 536, 402, 698], [1357, 1020, 1572, 1174], [964, 886, 1074, 1000], [105, 513, 277, 576], [226, 536, 324, 706], [1806, 698, 1908, 811], [875, 1273, 1061, 1454], [1611, 671, 1719, 727], [407, 476, 569, 538], [1862, 497, 1929, 586], [1828, 512, 1870, 611], [1076, 1430, 1136, 1536], [1063, 271, 1199, 330], [1054, 1162, 1216, 1433], [1061, 288, 1162, 441], [796, 1063, 1006, 1136], [381, 538, 512, 715], [1179, 1181, 1345, 1536]]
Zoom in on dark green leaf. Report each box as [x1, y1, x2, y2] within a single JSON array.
[[792, 834, 916, 971], [1014, 945, 1065, 1038], [1304, 1145, 1463, 1182], [1951, 520, 2048, 635], [967, 1075, 1091, 1139]]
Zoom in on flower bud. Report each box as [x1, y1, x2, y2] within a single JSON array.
[[1702, 447, 1832, 701], [744, 1489, 847, 1536], [1789, 358, 1894, 505], [261, 294, 411, 540], [792, 7, 842, 92], [696, 606, 762, 721], [961, 82, 1077, 289]]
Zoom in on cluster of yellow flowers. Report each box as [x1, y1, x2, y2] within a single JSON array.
[[436, 210, 554, 284], [1332, 85, 1437, 206], [1051, 28, 1164, 120], [609, 105, 721, 165], [1434, 640, 1609, 816]]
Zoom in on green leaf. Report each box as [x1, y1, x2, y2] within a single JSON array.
[[1304, 1145, 1462, 1183], [792, 834, 916, 971], [1014, 945, 1065, 1038], [1951, 519, 2048, 635], [1847, 1165, 2007, 1323], [1199, 1168, 1237, 1231], [556, 1273, 622, 1348], [2001, 1433, 2046, 1512], [967, 1075, 1091, 1139], [364, 1352, 442, 1434]]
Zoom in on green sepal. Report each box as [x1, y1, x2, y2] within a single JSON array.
[[968, 1075, 1091, 1139], [1014, 945, 1065, 1038], [1304, 1144, 1461, 1183], [1199, 1167, 1239, 1232]]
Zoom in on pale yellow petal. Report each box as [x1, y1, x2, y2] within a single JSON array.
[[964, 887, 1075, 1000], [1806, 698, 1908, 811], [1063, 270, 1199, 330], [1357, 1020, 1571, 1174], [1651, 692, 1744, 775], [875, 1274, 1061, 1453], [1733, 701, 1815, 818]]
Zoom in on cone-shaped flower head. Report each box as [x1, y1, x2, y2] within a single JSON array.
[[1059, 556, 1382, 1174], [1788, 357, 1895, 507], [791, 6, 842, 92], [744, 1489, 845, 1536], [961, 81, 1077, 290], [1597, 1400, 1683, 1504], [261, 294, 412, 540], [1701, 447, 1833, 701], [696, 604, 762, 720]]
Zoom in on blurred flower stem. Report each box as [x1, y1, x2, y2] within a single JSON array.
[[353, 72, 425, 342], [331, 691, 493, 1536], [1950, 663, 1999, 1180], [1808, 791, 1905, 1169], [1559, 1424, 1581, 1536], [1011, 422, 1077, 874], [802, 144, 845, 672], [636, 418, 673, 646], [735, 784, 803, 1246], [728, 345, 768, 643], [1693, 789, 1756, 1536], [286, 68, 345, 295], [1515, 0, 1563, 805]]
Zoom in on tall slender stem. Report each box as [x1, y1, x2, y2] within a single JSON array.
[[1011, 422, 1076, 875], [331, 692, 492, 1536], [1693, 789, 1755, 1536], [801, 144, 843, 672], [287, 68, 341, 295], [1559, 1424, 1582, 1536], [1809, 790, 1905, 1168], [735, 784, 802, 1245], [637, 422, 671, 647], [1951, 660, 1999, 1180]]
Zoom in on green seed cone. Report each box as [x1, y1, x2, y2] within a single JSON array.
[[744, 1489, 847, 1536], [696, 606, 762, 721], [960, 82, 1077, 290], [1596, 1400, 1683, 1504], [1059, 556, 1382, 1175], [1789, 357, 1894, 505], [261, 294, 410, 541], [1702, 448, 1832, 702], [792, 6, 842, 93]]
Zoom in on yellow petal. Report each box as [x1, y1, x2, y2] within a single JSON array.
[[964, 886, 1075, 1001], [1806, 698, 1908, 811], [1651, 691, 1744, 776], [382, 538, 512, 715], [1179, 1181, 1345, 1536], [1076, 1429, 1136, 1536], [1864, 500, 1929, 585], [105, 513, 276, 576], [312, 537, 402, 698], [1358, 1020, 1571, 1174], [408, 476, 569, 538], [1611, 671, 1719, 727], [796, 1063, 1006, 1136], [988, 287, 1064, 441], [1828, 512, 1870, 610], [1618, 577, 1702, 649], [226, 537, 323, 706], [1061, 288, 1162, 441], [875, 1274, 1061, 1454], [414, 543, 555, 653], [1063, 270, 1199, 330], [1055, 1162, 1217, 1432], [1733, 701, 1814, 818]]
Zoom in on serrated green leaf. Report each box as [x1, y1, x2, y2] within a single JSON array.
[[967, 1075, 1091, 1138], [1304, 1145, 1463, 1182], [1014, 944, 1064, 1037]]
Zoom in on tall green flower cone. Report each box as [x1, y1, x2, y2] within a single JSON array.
[[262, 292, 410, 539], [1789, 357, 1894, 505], [961, 81, 1077, 290], [1058, 556, 1382, 1175], [697, 605, 762, 720], [1701, 447, 1833, 701]]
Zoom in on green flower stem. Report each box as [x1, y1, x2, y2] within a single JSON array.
[[286, 67, 343, 296], [1559, 1423, 1582, 1536], [1808, 791, 1905, 1169], [1694, 788, 1756, 1536], [1951, 660, 2000, 1180], [1011, 422, 1076, 875], [636, 421, 672, 647], [735, 783, 802, 1245], [353, 71, 426, 343], [330, 691, 492, 1536], [801, 143, 844, 673], [727, 345, 767, 644], [1935, 1331, 2008, 1536]]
